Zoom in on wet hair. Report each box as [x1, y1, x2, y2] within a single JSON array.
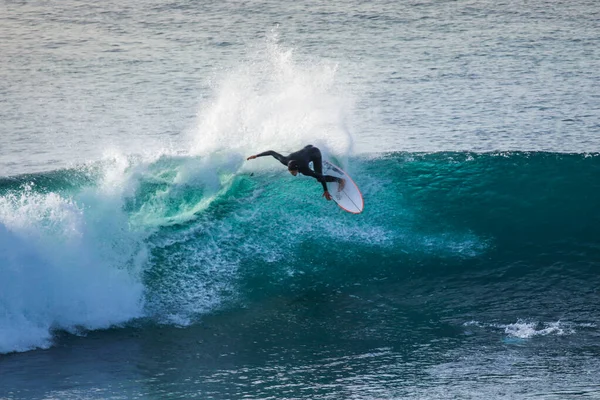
[[287, 160, 299, 170]]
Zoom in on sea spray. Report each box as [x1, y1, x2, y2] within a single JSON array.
[[189, 33, 354, 163]]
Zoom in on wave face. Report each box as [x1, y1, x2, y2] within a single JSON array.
[[1, 151, 599, 353]]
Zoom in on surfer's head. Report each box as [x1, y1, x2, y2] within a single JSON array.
[[287, 160, 299, 176]]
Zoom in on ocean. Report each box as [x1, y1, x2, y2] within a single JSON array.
[[1, 0, 600, 399]]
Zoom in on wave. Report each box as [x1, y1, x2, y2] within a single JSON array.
[[1, 151, 599, 353]]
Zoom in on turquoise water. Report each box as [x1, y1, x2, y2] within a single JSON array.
[[2, 0, 600, 398]]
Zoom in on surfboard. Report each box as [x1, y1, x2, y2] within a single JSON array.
[[322, 160, 364, 214]]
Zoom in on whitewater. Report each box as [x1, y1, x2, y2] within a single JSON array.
[[1, 0, 600, 399]]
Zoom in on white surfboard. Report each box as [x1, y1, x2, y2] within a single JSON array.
[[322, 160, 364, 214]]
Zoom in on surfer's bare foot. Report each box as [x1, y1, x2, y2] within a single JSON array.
[[338, 178, 345, 192]]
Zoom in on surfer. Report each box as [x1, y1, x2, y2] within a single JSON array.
[[246, 145, 345, 201]]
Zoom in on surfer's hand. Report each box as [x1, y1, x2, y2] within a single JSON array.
[[323, 191, 332, 201], [247, 155, 257, 160]]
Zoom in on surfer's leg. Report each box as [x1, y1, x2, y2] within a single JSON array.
[[312, 149, 345, 191], [322, 175, 345, 191], [312, 148, 324, 174]]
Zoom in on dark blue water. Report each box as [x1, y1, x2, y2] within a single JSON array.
[[1, 152, 599, 399]]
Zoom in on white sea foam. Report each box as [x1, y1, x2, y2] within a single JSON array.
[[463, 319, 586, 339], [502, 320, 575, 339], [0, 172, 147, 353]]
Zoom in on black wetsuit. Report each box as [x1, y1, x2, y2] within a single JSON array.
[[255, 145, 341, 192]]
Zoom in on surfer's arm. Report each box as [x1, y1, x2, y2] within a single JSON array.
[[247, 151, 288, 166]]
